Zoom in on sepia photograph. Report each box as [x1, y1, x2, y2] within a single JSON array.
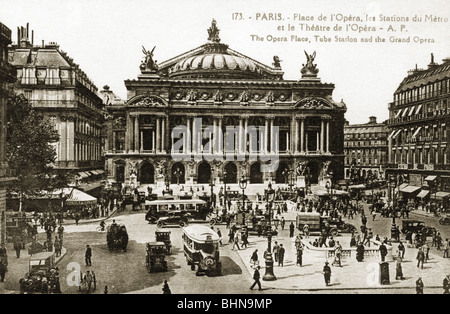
[[0, 0, 449, 301]]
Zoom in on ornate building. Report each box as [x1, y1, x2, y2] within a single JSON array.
[[344, 116, 389, 181], [0, 21, 16, 243], [386, 54, 450, 197], [104, 20, 347, 189], [8, 24, 104, 179]]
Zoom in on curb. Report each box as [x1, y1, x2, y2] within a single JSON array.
[[60, 209, 118, 226]]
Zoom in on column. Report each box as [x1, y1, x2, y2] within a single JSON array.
[[140, 131, 144, 153], [218, 117, 223, 154], [67, 117, 75, 163], [316, 132, 319, 152], [326, 119, 330, 153], [270, 118, 274, 154], [186, 117, 191, 154], [126, 114, 133, 153], [388, 138, 392, 163], [239, 118, 243, 154], [156, 116, 161, 153], [152, 131, 156, 153], [161, 117, 165, 153], [300, 118, 305, 153], [213, 118, 217, 154], [192, 116, 198, 155], [244, 117, 248, 154], [320, 118, 325, 153], [293, 117, 298, 154], [134, 115, 139, 152], [264, 119, 269, 154]]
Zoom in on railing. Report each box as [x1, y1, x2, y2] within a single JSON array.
[[28, 100, 78, 108]]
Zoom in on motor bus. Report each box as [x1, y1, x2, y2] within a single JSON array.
[[145, 199, 208, 223], [182, 225, 222, 276]]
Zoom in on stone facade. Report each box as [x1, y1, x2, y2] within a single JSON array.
[[104, 21, 347, 190], [386, 54, 450, 194], [0, 21, 17, 244], [8, 24, 104, 178]]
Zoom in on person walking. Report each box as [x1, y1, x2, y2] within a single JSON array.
[[397, 241, 406, 259], [241, 231, 249, 248], [272, 241, 280, 263], [416, 247, 425, 269], [443, 238, 449, 258], [423, 242, 430, 262], [323, 261, 332, 286], [356, 242, 365, 262], [379, 241, 388, 262], [280, 217, 285, 230], [232, 231, 241, 251], [250, 249, 259, 267], [443, 274, 450, 294], [303, 223, 309, 238], [13, 235, 21, 258], [296, 242, 304, 266], [249, 266, 262, 291], [54, 236, 62, 257], [162, 280, 171, 294], [289, 222, 295, 238], [416, 277, 424, 294], [216, 228, 223, 246], [333, 241, 342, 267], [85, 245, 92, 267], [57, 224, 64, 245], [395, 257, 405, 280], [278, 244, 285, 267]]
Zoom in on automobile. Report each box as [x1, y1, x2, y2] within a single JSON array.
[[400, 219, 435, 236], [245, 214, 278, 236], [439, 214, 450, 226], [155, 230, 172, 254], [156, 211, 190, 228], [226, 190, 248, 201], [145, 242, 168, 273]]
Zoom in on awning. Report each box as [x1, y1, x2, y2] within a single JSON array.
[[412, 127, 422, 138], [399, 183, 409, 190], [78, 172, 89, 178], [399, 185, 421, 193], [395, 110, 402, 118], [425, 175, 437, 181], [415, 104, 423, 115], [408, 106, 416, 116], [392, 129, 402, 139], [65, 188, 97, 205], [97, 170, 105, 174], [401, 108, 409, 117], [387, 130, 396, 140], [430, 191, 450, 200], [417, 190, 429, 198]]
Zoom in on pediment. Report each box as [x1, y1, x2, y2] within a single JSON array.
[[126, 95, 168, 107], [294, 97, 333, 109]]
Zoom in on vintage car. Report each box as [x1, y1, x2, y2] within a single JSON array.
[[156, 211, 190, 228], [245, 214, 278, 236], [106, 223, 129, 252], [439, 214, 450, 226], [145, 242, 168, 273], [296, 212, 356, 236], [155, 229, 172, 254], [401, 219, 435, 236], [182, 225, 221, 276]]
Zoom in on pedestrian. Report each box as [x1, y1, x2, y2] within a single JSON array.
[[296, 242, 304, 266], [416, 247, 425, 269], [356, 242, 365, 262], [84, 270, 93, 293], [436, 232, 442, 251], [104, 286, 108, 294], [361, 213, 367, 226], [372, 211, 376, 221], [303, 223, 309, 238], [395, 257, 405, 280], [232, 231, 241, 251], [443, 274, 450, 294], [289, 222, 295, 238], [323, 261, 332, 286], [54, 236, 62, 257], [416, 277, 424, 294], [379, 241, 388, 262], [364, 229, 373, 247], [278, 244, 285, 267], [333, 241, 342, 267], [249, 266, 262, 291], [250, 249, 259, 267], [58, 224, 64, 245], [280, 217, 285, 230], [216, 228, 223, 246], [85, 245, 92, 266], [443, 238, 449, 258], [398, 241, 406, 259], [423, 242, 430, 262], [162, 280, 171, 294], [241, 231, 249, 248], [13, 235, 21, 258], [272, 241, 280, 263]]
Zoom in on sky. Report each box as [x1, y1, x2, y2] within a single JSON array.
[[2, 0, 449, 124]]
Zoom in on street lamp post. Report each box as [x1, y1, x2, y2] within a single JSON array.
[[209, 176, 216, 213], [239, 175, 247, 212], [263, 182, 277, 281], [223, 170, 228, 213]]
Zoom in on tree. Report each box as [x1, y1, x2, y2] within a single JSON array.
[[6, 93, 62, 211]]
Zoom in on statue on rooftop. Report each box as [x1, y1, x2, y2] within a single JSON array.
[[207, 19, 221, 42], [140, 45, 158, 71]]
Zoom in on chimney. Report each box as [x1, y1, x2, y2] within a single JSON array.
[[369, 116, 377, 124], [344, 120, 350, 127], [428, 53, 438, 69]]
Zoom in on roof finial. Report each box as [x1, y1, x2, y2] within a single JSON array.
[[207, 19, 220, 43]]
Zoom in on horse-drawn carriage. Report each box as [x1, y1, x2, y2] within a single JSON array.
[[19, 252, 61, 294], [106, 223, 129, 252]]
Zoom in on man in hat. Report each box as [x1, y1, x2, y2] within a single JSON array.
[[323, 261, 332, 286], [416, 277, 424, 294], [250, 266, 262, 291], [443, 274, 450, 294], [416, 247, 425, 269]]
